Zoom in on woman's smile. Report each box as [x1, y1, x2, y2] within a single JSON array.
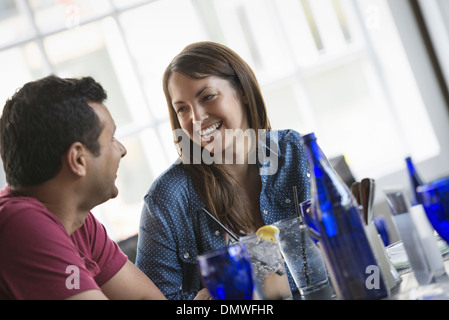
[[199, 121, 223, 141]]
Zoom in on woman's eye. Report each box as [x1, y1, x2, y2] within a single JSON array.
[[176, 106, 186, 114], [204, 94, 216, 101]]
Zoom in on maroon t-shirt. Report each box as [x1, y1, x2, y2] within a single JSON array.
[[0, 186, 127, 299]]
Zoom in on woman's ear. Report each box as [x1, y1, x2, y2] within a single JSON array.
[[65, 142, 87, 177]]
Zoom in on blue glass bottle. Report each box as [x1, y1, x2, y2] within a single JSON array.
[[405, 156, 424, 205], [301, 132, 388, 300]]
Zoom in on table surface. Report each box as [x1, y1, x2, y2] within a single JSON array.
[[388, 259, 449, 300], [295, 249, 449, 300]]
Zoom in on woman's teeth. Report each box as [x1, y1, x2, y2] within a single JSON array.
[[200, 121, 222, 138]]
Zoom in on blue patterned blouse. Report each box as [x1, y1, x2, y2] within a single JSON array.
[[136, 129, 311, 299]]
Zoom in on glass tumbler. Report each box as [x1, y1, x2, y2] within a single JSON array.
[[197, 243, 254, 300], [239, 233, 293, 300], [299, 200, 319, 242], [272, 215, 330, 295], [417, 177, 449, 244]]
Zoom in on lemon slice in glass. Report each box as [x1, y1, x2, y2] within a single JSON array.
[[256, 225, 280, 242]]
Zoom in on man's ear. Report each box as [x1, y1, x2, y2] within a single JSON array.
[[65, 142, 87, 177]]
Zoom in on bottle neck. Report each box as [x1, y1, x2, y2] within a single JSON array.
[[302, 135, 321, 162], [302, 135, 329, 174], [406, 157, 423, 185]]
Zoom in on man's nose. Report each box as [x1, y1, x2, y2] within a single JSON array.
[[118, 140, 127, 158]]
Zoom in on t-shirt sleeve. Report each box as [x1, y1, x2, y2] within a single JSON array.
[[81, 212, 128, 287], [0, 203, 99, 300]]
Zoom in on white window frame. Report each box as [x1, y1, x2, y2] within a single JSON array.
[[373, 0, 449, 208]]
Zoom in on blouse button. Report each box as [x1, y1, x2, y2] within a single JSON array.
[[214, 230, 221, 236], [285, 198, 291, 204], [263, 210, 268, 215], [306, 172, 311, 178], [184, 252, 190, 259]]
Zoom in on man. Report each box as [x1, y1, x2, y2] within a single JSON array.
[[0, 75, 168, 299]]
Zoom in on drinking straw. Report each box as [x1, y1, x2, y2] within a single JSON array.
[[292, 186, 303, 222], [201, 208, 240, 242]]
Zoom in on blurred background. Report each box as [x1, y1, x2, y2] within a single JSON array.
[[1, 0, 449, 244]]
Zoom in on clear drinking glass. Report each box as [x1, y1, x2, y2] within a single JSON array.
[[197, 243, 254, 300], [272, 216, 330, 295], [299, 199, 319, 242], [239, 234, 293, 300]]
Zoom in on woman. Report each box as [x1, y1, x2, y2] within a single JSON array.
[[136, 41, 311, 299]]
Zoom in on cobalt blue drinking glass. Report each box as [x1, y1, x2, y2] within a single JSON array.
[[417, 177, 449, 244], [197, 243, 254, 300]]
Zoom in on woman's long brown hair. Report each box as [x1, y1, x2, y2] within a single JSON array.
[[163, 41, 271, 233]]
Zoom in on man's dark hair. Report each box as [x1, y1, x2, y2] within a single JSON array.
[[0, 75, 107, 187]]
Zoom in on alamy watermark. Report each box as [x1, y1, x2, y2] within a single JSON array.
[[364, 5, 381, 30], [65, 265, 80, 290], [65, 4, 80, 30], [365, 265, 381, 290], [173, 124, 279, 175]]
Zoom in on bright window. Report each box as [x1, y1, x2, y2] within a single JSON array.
[[0, 0, 447, 241]]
